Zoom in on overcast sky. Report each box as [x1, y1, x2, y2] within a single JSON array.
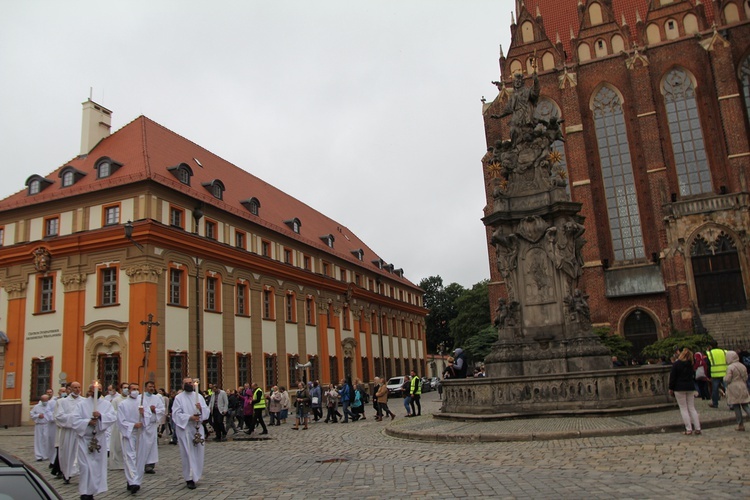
[[0, 0, 514, 288]]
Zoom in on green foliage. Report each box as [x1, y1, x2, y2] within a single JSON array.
[[448, 280, 491, 348], [593, 327, 631, 362], [419, 276, 465, 353], [640, 331, 715, 360], [462, 325, 497, 363]]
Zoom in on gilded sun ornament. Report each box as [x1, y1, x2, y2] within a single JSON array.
[[487, 162, 503, 177], [547, 151, 563, 164]]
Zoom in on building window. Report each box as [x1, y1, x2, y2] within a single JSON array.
[[169, 351, 187, 393], [285, 293, 296, 323], [593, 86, 645, 261], [355, 274, 361, 286], [326, 304, 333, 327], [97, 160, 111, 178], [62, 170, 74, 187], [205, 220, 217, 240], [663, 68, 712, 196], [292, 220, 300, 233], [168, 267, 184, 306], [741, 55, 750, 126], [691, 232, 747, 313], [263, 288, 274, 319], [37, 275, 55, 313], [288, 354, 299, 386], [306, 296, 315, 325], [206, 276, 220, 312], [340, 269, 347, 282], [343, 305, 350, 330], [103, 204, 120, 226], [170, 206, 184, 229], [30, 358, 52, 402], [283, 248, 292, 265], [261, 240, 271, 257], [178, 168, 190, 184], [235, 230, 246, 249], [0, 226, 4, 246], [44, 216, 59, 237], [320, 234, 334, 248], [264, 354, 278, 387], [212, 184, 223, 199], [303, 255, 311, 271], [237, 354, 251, 386], [329, 355, 339, 384], [206, 352, 222, 388], [242, 198, 261, 216], [97, 353, 120, 391], [361, 357, 370, 383], [29, 179, 40, 195], [309, 355, 319, 382], [322, 262, 330, 277], [236, 281, 249, 316], [99, 266, 118, 306]]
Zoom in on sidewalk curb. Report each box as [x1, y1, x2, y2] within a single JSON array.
[[384, 416, 737, 442]]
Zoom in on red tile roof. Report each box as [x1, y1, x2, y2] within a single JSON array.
[[0, 115, 416, 287], [519, 0, 715, 61]]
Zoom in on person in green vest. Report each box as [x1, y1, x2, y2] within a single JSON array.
[[250, 383, 268, 434], [706, 341, 728, 408], [409, 369, 422, 417]]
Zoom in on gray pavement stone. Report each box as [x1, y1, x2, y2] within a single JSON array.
[[0, 392, 747, 498]]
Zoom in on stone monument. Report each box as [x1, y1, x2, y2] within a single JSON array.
[[440, 70, 670, 416]]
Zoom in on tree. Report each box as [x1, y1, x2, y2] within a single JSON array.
[[463, 325, 497, 363], [419, 276, 464, 353], [449, 280, 491, 349], [593, 327, 632, 363], [641, 331, 715, 361]]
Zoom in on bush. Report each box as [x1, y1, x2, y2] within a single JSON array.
[[640, 331, 715, 360], [593, 327, 632, 362]]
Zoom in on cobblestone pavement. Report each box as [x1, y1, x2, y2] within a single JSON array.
[[2, 392, 748, 499]]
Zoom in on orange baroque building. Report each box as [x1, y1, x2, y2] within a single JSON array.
[[0, 101, 426, 426], [484, 0, 750, 356]]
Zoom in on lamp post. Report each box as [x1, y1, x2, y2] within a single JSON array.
[[123, 220, 144, 252], [375, 276, 385, 378], [192, 205, 204, 381]]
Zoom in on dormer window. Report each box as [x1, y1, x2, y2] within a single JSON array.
[[59, 166, 86, 188], [320, 234, 334, 248], [202, 179, 225, 200], [167, 163, 194, 186], [284, 218, 302, 234], [241, 197, 261, 216], [384, 264, 394, 273], [25, 175, 53, 195], [395, 268, 404, 277], [95, 157, 122, 179], [351, 249, 364, 261], [371, 259, 383, 269]]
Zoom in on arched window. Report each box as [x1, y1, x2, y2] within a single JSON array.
[[534, 98, 569, 194], [741, 54, 750, 126], [593, 86, 644, 261], [646, 23, 661, 44], [691, 232, 747, 313], [724, 2, 740, 23], [62, 170, 74, 187], [588, 2, 603, 25], [521, 21, 534, 43], [623, 309, 658, 362], [662, 68, 712, 196]]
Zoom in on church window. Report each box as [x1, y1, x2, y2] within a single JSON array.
[[593, 86, 645, 261], [741, 55, 750, 126], [662, 68, 712, 196]]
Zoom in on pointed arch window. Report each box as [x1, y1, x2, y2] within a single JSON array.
[[741, 55, 750, 128], [663, 68, 712, 196], [593, 86, 644, 261], [691, 232, 746, 313]]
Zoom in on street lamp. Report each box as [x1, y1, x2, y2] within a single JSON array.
[[123, 220, 144, 251], [191, 205, 204, 381]]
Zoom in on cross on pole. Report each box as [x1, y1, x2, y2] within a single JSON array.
[[140, 313, 160, 366]]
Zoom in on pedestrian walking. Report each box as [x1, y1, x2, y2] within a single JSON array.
[[723, 351, 750, 431], [669, 348, 701, 435]]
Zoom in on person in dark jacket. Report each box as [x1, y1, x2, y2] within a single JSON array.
[[453, 348, 468, 378], [669, 348, 702, 435]]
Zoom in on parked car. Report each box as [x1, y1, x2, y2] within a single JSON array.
[[386, 376, 406, 397], [429, 377, 440, 390], [420, 377, 432, 392], [0, 448, 62, 499]]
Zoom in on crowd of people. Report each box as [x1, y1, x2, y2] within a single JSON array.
[[31, 372, 433, 499], [667, 342, 750, 434]]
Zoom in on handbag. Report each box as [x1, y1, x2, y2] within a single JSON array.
[[311, 396, 319, 405], [695, 366, 707, 380]]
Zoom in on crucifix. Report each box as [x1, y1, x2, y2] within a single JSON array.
[[140, 313, 160, 374]]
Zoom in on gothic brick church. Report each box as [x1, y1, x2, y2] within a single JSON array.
[[483, 0, 750, 356]]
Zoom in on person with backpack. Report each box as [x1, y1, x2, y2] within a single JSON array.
[[337, 377, 356, 423], [350, 384, 364, 421]]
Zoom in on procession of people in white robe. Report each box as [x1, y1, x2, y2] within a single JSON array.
[[117, 389, 155, 491], [30, 395, 55, 462]]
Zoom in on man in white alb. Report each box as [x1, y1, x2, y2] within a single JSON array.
[[72, 383, 116, 500], [54, 381, 83, 483], [30, 394, 53, 461], [117, 383, 155, 493], [108, 382, 128, 470], [171, 377, 209, 490], [142, 380, 165, 474]]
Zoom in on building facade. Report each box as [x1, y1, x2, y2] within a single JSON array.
[[0, 101, 426, 425], [483, 0, 750, 355]]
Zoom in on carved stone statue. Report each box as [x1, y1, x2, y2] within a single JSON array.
[[565, 289, 590, 321], [492, 72, 540, 147], [494, 298, 520, 329], [32, 247, 51, 272]]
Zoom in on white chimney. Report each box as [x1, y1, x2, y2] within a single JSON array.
[[80, 99, 112, 155]]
